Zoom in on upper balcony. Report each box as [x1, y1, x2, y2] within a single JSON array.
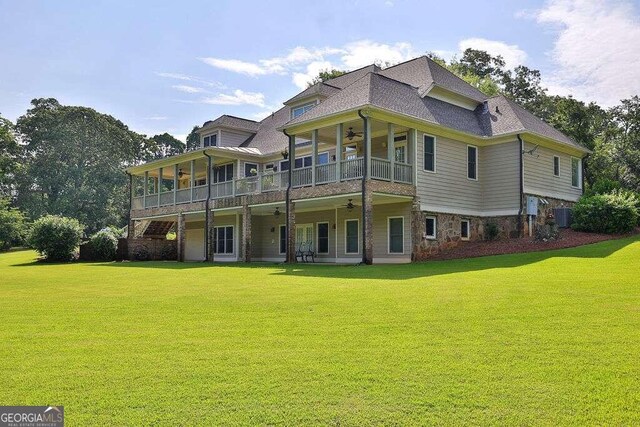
[[129, 116, 416, 214]]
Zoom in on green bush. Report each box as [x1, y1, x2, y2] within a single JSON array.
[[0, 199, 27, 251], [585, 178, 621, 196], [485, 222, 500, 241], [571, 192, 638, 234], [29, 215, 84, 261], [90, 229, 118, 260]]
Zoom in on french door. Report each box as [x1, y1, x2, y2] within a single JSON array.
[[296, 224, 314, 248]]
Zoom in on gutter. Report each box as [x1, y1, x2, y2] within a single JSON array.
[[203, 150, 213, 262], [283, 129, 294, 263], [358, 109, 369, 265], [517, 134, 524, 237]]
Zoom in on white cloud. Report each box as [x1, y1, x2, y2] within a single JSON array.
[[292, 60, 335, 89], [532, 0, 640, 106], [202, 89, 266, 107], [340, 40, 417, 69], [172, 85, 206, 94], [458, 38, 528, 70], [155, 72, 224, 88], [198, 58, 270, 76], [144, 116, 168, 121]]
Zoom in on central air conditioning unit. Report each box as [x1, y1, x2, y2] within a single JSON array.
[[554, 208, 573, 228]]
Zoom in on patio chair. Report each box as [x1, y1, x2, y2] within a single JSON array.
[[295, 241, 306, 262], [304, 241, 316, 263]]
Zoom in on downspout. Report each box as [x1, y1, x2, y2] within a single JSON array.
[[283, 129, 294, 263], [358, 109, 368, 265], [516, 134, 524, 237], [203, 151, 213, 262]]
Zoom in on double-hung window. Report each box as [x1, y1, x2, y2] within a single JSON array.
[[279, 225, 287, 255], [467, 145, 478, 180], [425, 216, 436, 239], [317, 223, 329, 254], [460, 220, 470, 241], [571, 157, 581, 188], [553, 156, 560, 177], [203, 134, 217, 147], [424, 135, 436, 172], [345, 219, 359, 254], [213, 163, 233, 183], [388, 217, 404, 254], [214, 226, 234, 254]]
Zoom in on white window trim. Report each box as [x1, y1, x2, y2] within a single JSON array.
[[244, 162, 258, 177], [553, 155, 560, 177], [344, 219, 360, 255], [467, 144, 478, 181], [213, 225, 234, 255], [425, 216, 437, 239], [423, 134, 437, 173], [460, 219, 470, 241], [291, 101, 317, 119], [571, 157, 582, 189], [387, 216, 405, 255], [343, 143, 358, 160], [203, 132, 218, 148], [278, 225, 286, 255], [316, 222, 329, 254]]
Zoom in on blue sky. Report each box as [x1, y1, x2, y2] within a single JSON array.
[[1, 0, 639, 141]]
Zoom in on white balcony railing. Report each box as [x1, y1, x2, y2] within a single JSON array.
[[135, 157, 414, 210]]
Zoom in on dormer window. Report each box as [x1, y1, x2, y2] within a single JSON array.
[[291, 102, 316, 119], [203, 134, 217, 147]]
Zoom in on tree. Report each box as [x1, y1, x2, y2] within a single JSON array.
[[307, 69, 347, 87], [547, 96, 606, 151], [501, 66, 548, 118], [0, 198, 27, 250], [600, 96, 640, 190], [186, 125, 200, 151], [15, 98, 155, 232], [28, 214, 84, 261], [0, 115, 20, 199], [457, 48, 506, 79], [150, 132, 185, 159]]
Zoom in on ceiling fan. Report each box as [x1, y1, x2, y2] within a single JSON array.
[[177, 168, 189, 178], [342, 198, 358, 211], [345, 127, 363, 141]]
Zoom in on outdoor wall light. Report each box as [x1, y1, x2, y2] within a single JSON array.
[[270, 227, 275, 233], [274, 207, 281, 216]]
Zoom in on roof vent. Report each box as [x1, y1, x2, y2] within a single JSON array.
[[481, 101, 489, 114]]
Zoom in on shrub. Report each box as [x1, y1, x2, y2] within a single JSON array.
[[485, 222, 500, 241], [28, 215, 84, 261], [133, 245, 150, 261], [571, 192, 638, 234], [0, 198, 27, 251], [585, 178, 621, 196], [90, 229, 118, 260]]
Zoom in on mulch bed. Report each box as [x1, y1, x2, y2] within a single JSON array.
[[428, 228, 639, 261]]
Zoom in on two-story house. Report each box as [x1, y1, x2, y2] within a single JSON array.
[[126, 56, 588, 263]]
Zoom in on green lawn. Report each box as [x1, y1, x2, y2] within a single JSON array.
[[1, 237, 639, 426]]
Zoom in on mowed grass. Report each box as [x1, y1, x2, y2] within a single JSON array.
[[1, 237, 639, 426]]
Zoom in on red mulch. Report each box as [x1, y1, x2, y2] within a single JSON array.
[[428, 228, 639, 261]]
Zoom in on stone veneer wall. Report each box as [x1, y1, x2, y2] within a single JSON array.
[[125, 238, 177, 261], [411, 195, 577, 260]]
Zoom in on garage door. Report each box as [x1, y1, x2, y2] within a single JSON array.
[[185, 228, 205, 261]]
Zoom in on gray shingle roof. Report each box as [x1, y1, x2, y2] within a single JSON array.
[[200, 115, 260, 133], [284, 82, 341, 105], [239, 106, 290, 154]]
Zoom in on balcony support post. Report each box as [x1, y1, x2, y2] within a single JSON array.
[[157, 167, 162, 206], [284, 131, 296, 263], [388, 123, 395, 183], [336, 123, 342, 182], [358, 110, 373, 265], [311, 129, 318, 186], [190, 160, 195, 202], [143, 171, 149, 207], [173, 164, 178, 205], [411, 128, 418, 185]]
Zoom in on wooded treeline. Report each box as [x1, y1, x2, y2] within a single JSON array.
[[0, 49, 639, 234]]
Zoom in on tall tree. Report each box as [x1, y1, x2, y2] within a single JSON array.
[[0, 115, 20, 199], [150, 132, 185, 159], [15, 98, 154, 232], [186, 125, 200, 151], [457, 48, 506, 79], [308, 69, 347, 87]]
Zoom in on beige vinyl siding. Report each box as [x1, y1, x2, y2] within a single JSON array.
[[523, 142, 582, 201], [220, 129, 252, 147], [416, 133, 482, 212], [184, 215, 239, 261], [480, 141, 520, 212]]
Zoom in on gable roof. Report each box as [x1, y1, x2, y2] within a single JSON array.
[[199, 115, 260, 133], [285, 82, 341, 105], [379, 56, 486, 102]]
